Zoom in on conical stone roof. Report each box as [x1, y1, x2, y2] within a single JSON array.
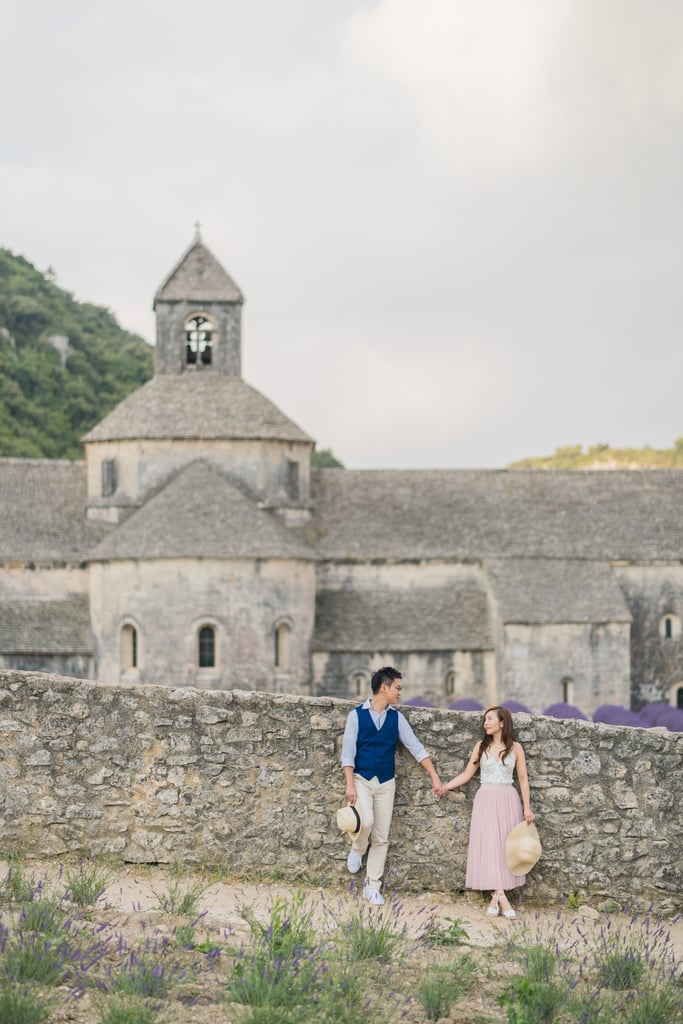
[[81, 374, 312, 444], [154, 234, 243, 305]]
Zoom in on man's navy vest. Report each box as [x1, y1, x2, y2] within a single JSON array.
[[354, 706, 399, 783]]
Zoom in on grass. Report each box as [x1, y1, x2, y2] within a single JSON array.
[[95, 993, 161, 1024], [0, 985, 52, 1024], [153, 875, 207, 916], [499, 974, 572, 1023], [0, 859, 681, 1024], [419, 957, 477, 1019], [422, 913, 470, 946]]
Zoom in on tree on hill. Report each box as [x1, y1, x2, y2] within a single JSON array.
[[0, 248, 154, 459], [509, 440, 683, 470], [310, 446, 344, 468]]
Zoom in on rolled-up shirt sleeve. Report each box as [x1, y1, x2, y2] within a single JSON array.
[[397, 712, 430, 763], [340, 711, 359, 768]]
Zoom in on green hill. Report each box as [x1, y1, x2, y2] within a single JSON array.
[[0, 248, 154, 459], [509, 441, 683, 470]]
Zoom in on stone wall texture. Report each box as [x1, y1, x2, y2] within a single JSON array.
[[0, 670, 680, 912]]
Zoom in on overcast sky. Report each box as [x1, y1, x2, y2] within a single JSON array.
[[2, 1, 682, 468]]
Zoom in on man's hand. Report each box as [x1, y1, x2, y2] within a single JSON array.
[[346, 784, 358, 805], [431, 775, 442, 797]]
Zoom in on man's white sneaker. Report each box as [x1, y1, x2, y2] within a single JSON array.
[[363, 886, 384, 905], [347, 851, 363, 874]]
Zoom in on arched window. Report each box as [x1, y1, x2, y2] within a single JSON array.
[[121, 623, 138, 671], [445, 671, 457, 697], [198, 625, 216, 669], [671, 683, 683, 709], [561, 676, 574, 704], [660, 613, 681, 640], [274, 622, 291, 671], [185, 315, 213, 366], [101, 458, 117, 497], [352, 672, 368, 698]]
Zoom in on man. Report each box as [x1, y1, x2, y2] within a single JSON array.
[[341, 665, 442, 905]]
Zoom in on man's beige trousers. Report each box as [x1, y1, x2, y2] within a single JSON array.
[[350, 774, 396, 890]]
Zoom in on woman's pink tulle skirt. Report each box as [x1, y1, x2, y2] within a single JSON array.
[[465, 783, 525, 891]]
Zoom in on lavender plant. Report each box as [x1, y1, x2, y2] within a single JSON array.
[[65, 860, 112, 908], [585, 913, 677, 991], [240, 889, 316, 959], [100, 937, 186, 999], [337, 894, 408, 963], [0, 862, 39, 903]]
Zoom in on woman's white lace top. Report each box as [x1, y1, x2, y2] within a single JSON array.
[[480, 749, 516, 785]]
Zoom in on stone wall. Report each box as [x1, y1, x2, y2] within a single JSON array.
[[615, 564, 683, 707], [500, 622, 632, 716], [0, 670, 680, 912], [89, 558, 316, 692]]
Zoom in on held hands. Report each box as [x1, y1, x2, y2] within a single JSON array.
[[434, 780, 464, 797]]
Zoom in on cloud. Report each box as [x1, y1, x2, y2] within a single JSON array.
[[2, 1, 683, 468]]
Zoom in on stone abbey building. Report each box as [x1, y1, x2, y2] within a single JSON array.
[[2, 234, 683, 714]]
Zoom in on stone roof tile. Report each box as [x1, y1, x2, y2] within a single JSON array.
[[90, 460, 317, 561], [485, 558, 632, 624], [154, 237, 243, 304], [313, 584, 492, 651], [0, 459, 109, 563], [0, 594, 93, 654], [81, 375, 313, 444], [310, 468, 683, 561]]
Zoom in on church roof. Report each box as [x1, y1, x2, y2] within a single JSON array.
[[154, 235, 243, 305], [485, 558, 632, 624], [313, 584, 492, 651], [81, 374, 313, 444], [309, 468, 683, 562], [0, 594, 93, 654], [0, 459, 108, 563], [89, 460, 317, 562]]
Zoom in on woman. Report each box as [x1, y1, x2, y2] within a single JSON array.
[[440, 706, 535, 918]]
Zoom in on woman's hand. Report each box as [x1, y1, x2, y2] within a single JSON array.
[[524, 809, 535, 824]]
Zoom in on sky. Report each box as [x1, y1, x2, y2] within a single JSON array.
[[2, 1, 682, 469]]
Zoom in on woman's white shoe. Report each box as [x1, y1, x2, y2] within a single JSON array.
[[499, 894, 516, 919], [486, 895, 500, 916]]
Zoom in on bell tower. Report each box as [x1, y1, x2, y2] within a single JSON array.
[[153, 227, 244, 377]]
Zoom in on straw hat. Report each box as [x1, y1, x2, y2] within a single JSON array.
[[336, 803, 363, 836], [505, 821, 542, 875]]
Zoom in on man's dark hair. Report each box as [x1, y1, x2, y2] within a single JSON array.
[[371, 666, 402, 694]]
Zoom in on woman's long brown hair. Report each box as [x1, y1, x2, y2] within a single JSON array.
[[477, 706, 515, 762]]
